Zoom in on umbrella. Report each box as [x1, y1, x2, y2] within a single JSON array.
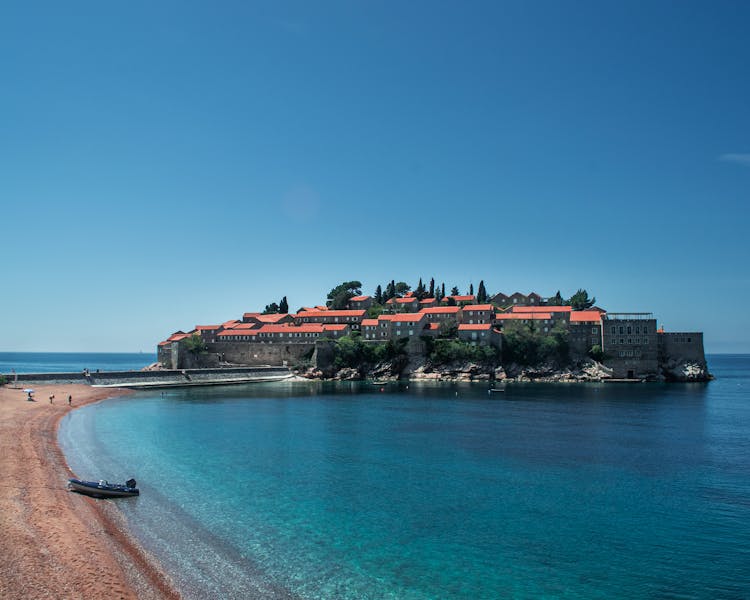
[[23, 388, 34, 393]]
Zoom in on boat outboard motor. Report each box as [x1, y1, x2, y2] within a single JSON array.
[[126, 478, 137, 489]]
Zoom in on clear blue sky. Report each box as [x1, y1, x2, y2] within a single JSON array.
[[1, 1, 748, 353]]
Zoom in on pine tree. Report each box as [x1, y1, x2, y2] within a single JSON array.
[[279, 296, 289, 313], [469, 283, 474, 295], [385, 280, 396, 301], [374, 284, 383, 305], [441, 283, 446, 298], [428, 278, 435, 298], [477, 280, 487, 303], [451, 286, 459, 296], [415, 278, 425, 299]]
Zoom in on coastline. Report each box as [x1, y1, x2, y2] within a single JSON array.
[[0, 383, 180, 600]]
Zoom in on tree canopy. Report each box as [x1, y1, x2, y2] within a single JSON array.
[[569, 289, 596, 310], [327, 281, 362, 310]]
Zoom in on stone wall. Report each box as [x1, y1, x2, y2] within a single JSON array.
[[658, 332, 706, 363], [207, 341, 314, 367]]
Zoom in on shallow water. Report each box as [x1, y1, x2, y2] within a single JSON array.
[[60, 355, 750, 599]]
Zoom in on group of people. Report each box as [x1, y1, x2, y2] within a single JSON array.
[[47, 394, 72, 405]]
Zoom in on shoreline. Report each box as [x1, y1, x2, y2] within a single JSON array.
[[0, 383, 180, 600]]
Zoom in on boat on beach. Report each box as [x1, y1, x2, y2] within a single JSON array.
[[68, 478, 140, 498]]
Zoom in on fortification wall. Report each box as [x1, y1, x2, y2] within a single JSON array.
[[207, 341, 314, 366], [658, 332, 706, 363]]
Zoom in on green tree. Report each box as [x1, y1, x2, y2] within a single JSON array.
[[450, 286, 459, 296], [415, 278, 426, 299], [469, 283, 474, 295], [262, 302, 280, 314], [279, 296, 289, 314], [588, 344, 605, 362], [327, 280, 362, 310], [477, 280, 487, 303], [374, 284, 383, 305], [548, 290, 565, 306], [502, 320, 570, 366], [428, 278, 435, 298], [184, 333, 208, 355], [441, 283, 446, 298], [569, 289, 596, 310], [395, 281, 411, 296], [437, 317, 458, 339], [385, 280, 396, 301]]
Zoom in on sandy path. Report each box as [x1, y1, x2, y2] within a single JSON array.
[[0, 384, 179, 600]]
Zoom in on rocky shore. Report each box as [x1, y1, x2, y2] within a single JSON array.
[[297, 357, 712, 383]]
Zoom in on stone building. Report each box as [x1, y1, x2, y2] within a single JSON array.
[[568, 310, 604, 360], [457, 324, 502, 348], [601, 313, 659, 378]]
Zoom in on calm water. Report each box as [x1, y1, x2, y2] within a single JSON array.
[[60, 355, 750, 599], [0, 352, 156, 374]]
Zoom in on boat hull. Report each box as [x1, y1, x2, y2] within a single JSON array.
[[68, 479, 139, 498]]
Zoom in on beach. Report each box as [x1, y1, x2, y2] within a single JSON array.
[[0, 384, 179, 600]]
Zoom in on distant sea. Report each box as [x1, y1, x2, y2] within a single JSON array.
[[59, 355, 750, 599], [0, 352, 156, 374]]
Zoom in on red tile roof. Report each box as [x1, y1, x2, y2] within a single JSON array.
[[350, 295, 370, 302], [195, 325, 221, 330], [242, 312, 261, 319], [495, 312, 553, 320], [232, 323, 257, 329], [570, 311, 604, 323], [322, 324, 349, 331], [386, 297, 418, 304], [390, 313, 426, 323], [420, 306, 461, 314], [256, 313, 291, 323], [458, 323, 493, 330], [296, 310, 365, 318], [442, 295, 475, 303], [461, 304, 493, 311], [426, 323, 440, 330], [167, 333, 191, 341], [510, 306, 572, 313], [361, 319, 379, 327], [217, 329, 259, 337], [223, 320, 240, 328]]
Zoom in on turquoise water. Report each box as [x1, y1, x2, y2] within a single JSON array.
[[60, 356, 750, 599], [0, 352, 156, 374]]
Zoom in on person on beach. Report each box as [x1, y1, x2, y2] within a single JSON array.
[[49, 394, 55, 404], [68, 394, 72, 406]]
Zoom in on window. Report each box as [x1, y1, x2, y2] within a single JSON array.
[[636, 326, 640, 334], [592, 327, 598, 334], [627, 326, 632, 334], [635, 338, 640, 344], [644, 338, 649, 344], [619, 326, 624, 334], [611, 326, 616, 334], [688, 337, 692, 343], [643, 327, 648, 334], [628, 338, 632, 344], [620, 338, 625, 344]]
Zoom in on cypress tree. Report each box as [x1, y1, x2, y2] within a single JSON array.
[[374, 284, 383, 305], [279, 296, 289, 313], [428, 278, 435, 298]]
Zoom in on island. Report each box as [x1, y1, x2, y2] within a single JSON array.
[[157, 280, 710, 383]]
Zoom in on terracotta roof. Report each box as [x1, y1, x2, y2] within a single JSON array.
[[419, 298, 437, 304], [350, 295, 370, 302], [256, 313, 291, 323], [460, 304, 493, 311], [158, 340, 171, 346], [167, 333, 191, 341], [386, 297, 418, 304], [242, 312, 261, 319], [510, 306, 571, 313], [195, 325, 221, 330], [361, 319, 379, 327], [322, 324, 348, 331], [570, 311, 604, 323], [426, 323, 440, 330], [222, 320, 240, 328], [217, 329, 259, 337], [390, 313, 426, 323], [378, 314, 396, 321], [495, 312, 553, 320], [442, 295, 475, 303], [232, 323, 257, 329], [296, 310, 365, 318], [458, 324, 493, 330], [420, 306, 461, 314]]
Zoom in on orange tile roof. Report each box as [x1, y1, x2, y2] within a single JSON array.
[[256, 313, 291, 323], [158, 340, 171, 346], [420, 306, 461, 314], [443, 295, 475, 302], [168, 333, 191, 341], [510, 306, 572, 313], [350, 295, 370, 302], [217, 329, 259, 337], [195, 325, 221, 330], [386, 297, 418, 304], [570, 311, 604, 323], [458, 323, 493, 330], [461, 304, 493, 311], [495, 312, 553, 320], [223, 320, 240, 328], [296, 310, 365, 318], [378, 314, 396, 321], [419, 298, 437, 304], [322, 324, 349, 331], [232, 323, 257, 329], [390, 313, 426, 323], [242, 312, 261, 319], [361, 319, 379, 327], [426, 323, 441, 330]]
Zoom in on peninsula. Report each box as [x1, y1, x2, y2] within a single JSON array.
[[157, 280, 709, 383]]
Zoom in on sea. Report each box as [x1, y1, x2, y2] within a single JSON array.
[[34, 354, 749, 598]]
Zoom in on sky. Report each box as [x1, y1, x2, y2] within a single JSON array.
[[1, 1, 748, 353]]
